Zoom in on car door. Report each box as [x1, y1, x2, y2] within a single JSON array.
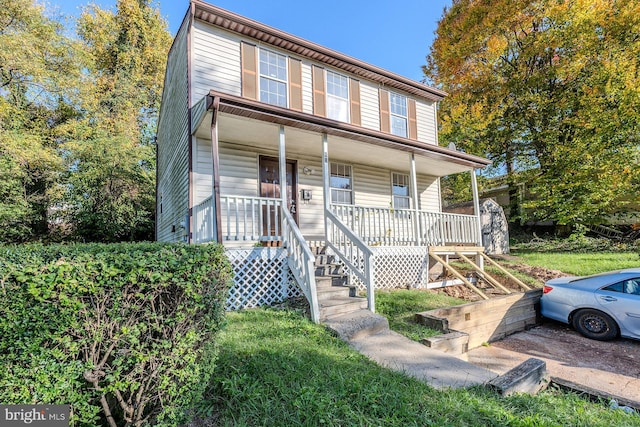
[[595, 278, 640, 338]]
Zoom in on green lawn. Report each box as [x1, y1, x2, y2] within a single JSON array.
[[509, 251, 639, 276], [375, 289, 466, 341], [201, 308, 640, 426]]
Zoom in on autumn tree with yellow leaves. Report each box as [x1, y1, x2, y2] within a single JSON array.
[[426, 0, 640, 225]]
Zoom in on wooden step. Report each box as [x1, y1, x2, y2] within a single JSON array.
[[317, 285, 352, 299], [315, 264, 343, 276]]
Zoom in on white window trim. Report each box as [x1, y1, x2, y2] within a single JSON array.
[[325, 70, 350, 122], [389, 92, 408, 137], [391, 172, 411, 210], [330, 162, 353, 205], [258, 48, 289, 108]]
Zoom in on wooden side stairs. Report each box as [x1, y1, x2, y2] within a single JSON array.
[[311, 246, 368, 321], [429, 246, 531, 300]]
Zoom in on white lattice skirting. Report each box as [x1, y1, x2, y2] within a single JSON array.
[[345, 246, 431, 291], [225, 247, 302, 311]]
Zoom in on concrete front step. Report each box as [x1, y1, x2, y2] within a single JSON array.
[[319, 295, 368, 320], [323, 310, 390, 341]]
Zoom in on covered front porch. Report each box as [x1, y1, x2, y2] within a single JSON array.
[[191, 91, 491, 322]]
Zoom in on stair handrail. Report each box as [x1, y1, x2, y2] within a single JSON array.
[[325, 209, 376, 313], [282, 207, 320, 323]]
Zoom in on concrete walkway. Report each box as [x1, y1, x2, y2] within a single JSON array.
[[324, 310, 497, 389]]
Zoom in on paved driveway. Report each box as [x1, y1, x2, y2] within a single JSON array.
[[461, 320, 640, 405]]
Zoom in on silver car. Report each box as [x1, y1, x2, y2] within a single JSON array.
[[540, 268, 640, 341]]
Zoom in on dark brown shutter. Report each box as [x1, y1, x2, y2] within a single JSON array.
[[241, 42, 258, 100], [288, 58, 303, 111], [379, 89, 390, 133], [349, 78, 361, 126], [312, 65, 326, 117], [408, 98, 418, 140]]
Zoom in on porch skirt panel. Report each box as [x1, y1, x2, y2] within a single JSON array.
[[346, 246, 430, 291], [225, 247, 302, 311]]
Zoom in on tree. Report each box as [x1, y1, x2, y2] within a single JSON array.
[[426, 0, 640, 225], [62, 0, 171, 241], [0, 0, 82, 242]]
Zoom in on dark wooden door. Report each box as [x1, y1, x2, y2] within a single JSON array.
[[259, 157, 297, 238]]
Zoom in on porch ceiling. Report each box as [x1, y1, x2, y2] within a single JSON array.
[[193, 92, 491, 177]]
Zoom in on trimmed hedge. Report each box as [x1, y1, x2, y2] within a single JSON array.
[[0, 243, 232, 426]]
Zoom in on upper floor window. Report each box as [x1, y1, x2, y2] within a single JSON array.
[[390, 92, 408, 137], [392, 173, 410, 209], [259, 49, 288, 107], [326, 71, 349, 122], [330, 163, 353, 204]]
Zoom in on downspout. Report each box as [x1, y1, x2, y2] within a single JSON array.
[[207, 95, 222, 243]]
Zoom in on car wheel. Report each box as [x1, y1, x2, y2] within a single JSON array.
[[572, 309, 619, 341]]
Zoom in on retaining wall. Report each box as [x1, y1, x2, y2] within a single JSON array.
[[416, 289, 543, 351]]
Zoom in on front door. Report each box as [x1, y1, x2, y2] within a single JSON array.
[[259, 157, 297, 239]]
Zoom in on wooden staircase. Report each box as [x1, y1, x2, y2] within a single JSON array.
[[311, 246, 368, 321], [428, 246, 531, 299]]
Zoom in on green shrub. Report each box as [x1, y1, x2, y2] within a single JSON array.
[[0, 242, 232, 426]]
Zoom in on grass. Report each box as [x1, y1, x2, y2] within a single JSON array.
[[375, 289, 466, 341], [508, 251, 640, 276], [201, 308, 640, 426]]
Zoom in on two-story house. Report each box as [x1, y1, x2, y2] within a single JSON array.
[[156, 0, 492, 322]]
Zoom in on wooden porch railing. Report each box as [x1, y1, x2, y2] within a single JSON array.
[[283, 207, 320, 323], [193, 195, 283, 243], [193, 196, 215, 243], [419, 211, 480, 246], [325, 210, 376, 312], [331, 204, 479, 246]]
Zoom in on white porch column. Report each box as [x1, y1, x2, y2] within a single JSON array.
[[279, 125, 287, 244], [471, 169, 484, 268], [209, 97, 221, 243], [410, 153, 421, 246], [322, 133, 330, 240]]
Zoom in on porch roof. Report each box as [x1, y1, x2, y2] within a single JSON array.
[[196, 92, 491, 176]]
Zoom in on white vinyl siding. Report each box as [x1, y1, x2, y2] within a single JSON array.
[[360, 81, 380, 131], [218, 143, 261, 197], [350, 163, 390, 208], [418, 175, 441, 212], [193, 138, 213, 206], [416, 99, 438, 144], [191, 21, 242, 105], [156, 21, 190, 242], [295, 157, 324, 238]]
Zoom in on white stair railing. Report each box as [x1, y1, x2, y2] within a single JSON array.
[[282, 207, 320, 323], [325, 210, 375, 313]]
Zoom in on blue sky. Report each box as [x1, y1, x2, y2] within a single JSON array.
[[48, 0, 451, 82]]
